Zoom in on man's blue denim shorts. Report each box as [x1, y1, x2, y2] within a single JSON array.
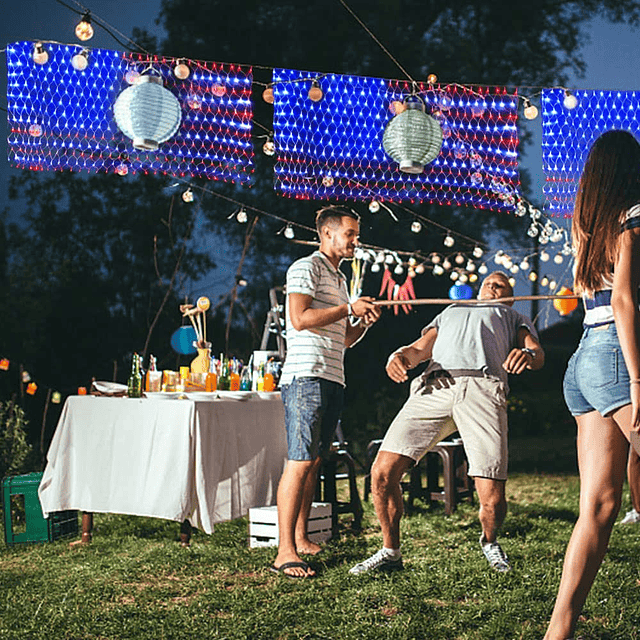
[[280, 377, 344, 461], [563, 322, 631, 417]]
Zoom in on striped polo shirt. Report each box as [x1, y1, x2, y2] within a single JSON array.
[[583, 204, 640, 327], [280, 250, 349, 387]]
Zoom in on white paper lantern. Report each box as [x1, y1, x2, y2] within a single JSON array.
[[382, 99, 443, 174], [114, 75, 182, 151]]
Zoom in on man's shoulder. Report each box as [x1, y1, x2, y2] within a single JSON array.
[[287, 252, 323, 274]]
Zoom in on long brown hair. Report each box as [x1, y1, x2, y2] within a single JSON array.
[[573, 130, 640, 295]]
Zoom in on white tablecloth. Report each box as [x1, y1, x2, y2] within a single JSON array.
[[38, 393, 287, 534]]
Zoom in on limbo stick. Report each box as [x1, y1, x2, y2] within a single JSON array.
[[373, 294, 580, 307]]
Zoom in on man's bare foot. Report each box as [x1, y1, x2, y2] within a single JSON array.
[[296, 539, 322, 555], [69, 533, 92, 548], [272, 551, 316, 577]]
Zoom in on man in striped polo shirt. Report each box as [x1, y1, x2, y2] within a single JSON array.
[[271, 206, 381, 579]]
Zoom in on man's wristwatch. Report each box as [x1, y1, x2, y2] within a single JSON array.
[[521, 347, 536, 360]]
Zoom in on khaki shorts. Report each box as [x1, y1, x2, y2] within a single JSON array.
[[379, 374, 508, 480]]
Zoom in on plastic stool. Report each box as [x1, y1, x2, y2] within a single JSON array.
[[316, 444, 363, 535], [413, 441, 474, 514]]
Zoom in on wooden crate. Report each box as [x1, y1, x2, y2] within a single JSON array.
[[248, 502, 331, 548]]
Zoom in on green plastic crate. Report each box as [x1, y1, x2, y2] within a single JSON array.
[[2, 472, 78, 546]]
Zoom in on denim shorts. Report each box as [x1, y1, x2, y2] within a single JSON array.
[[280, 377, 344, 461], [563, 322, 631, 417]]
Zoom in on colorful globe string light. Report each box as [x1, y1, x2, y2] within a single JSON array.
[[271, 68, 520, 211], [541, 88, 640, 216], [6, 41, 254, 185]]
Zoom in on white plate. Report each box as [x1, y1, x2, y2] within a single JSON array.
[[144, 392, 188, 399]]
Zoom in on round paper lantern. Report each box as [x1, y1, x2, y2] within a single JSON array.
[[114, 75, 182, 151], [449, 283, 473, 300], [553, 286, 578, 317], [382, 98, 443, 174], [170, 326, 198, 355]]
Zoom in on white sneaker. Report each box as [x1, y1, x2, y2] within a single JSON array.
[[620, 508, 640, 524], [480, 534, 511, 572], [348, 549, 404, 575]]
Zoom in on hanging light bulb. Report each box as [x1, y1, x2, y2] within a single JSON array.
[[541, 275, 549, 287], [442, 259, 452, 270], [174, 59, 190, 80], [308, 79, 323, 102], [469, 273, 478, 283], [529, 271, 538, 282], [371, 263, 381, 273], [237, 208, 248, 223], [523, 98, 538, 120], [478, 264, 488, 275], [262, 85, 274, 104], [443, 235, 455, 248], [415, 264, 425, 274], [563, 90, 578, 110], [427, 73, 438, 84], [375, 252, 385, 263], [554, 253, 564, 264], [540, 250, 550, 262], [394, 264, 404, 275], [411, 220, 422, 233], [32, 42, 49, 65], [385, 254, 395, 264], [322, 174, 334, 187], [433, 264, 445, 276], [494, 250, 505, 265], [510, 264, 519, 274], [71, 48, 89, 71], [75, 12, 94, 41], [182, 188, 194, 203], [508, 277, 517, 288], [549, 279, 557, 291], [472, 246, 483, 259], [519, 259, 530, 270], [263, 134, 276, 156], [466, 260, 476, 272], [369, 200, 381, 213], [430, 253, 442, 264], [455, 253, 465, 265], [450, 271, 459, 281], [458, 273, 469, 284], [284, 225, 295, 239]]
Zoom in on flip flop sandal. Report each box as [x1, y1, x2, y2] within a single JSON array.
[[269, 561, 314, 578]]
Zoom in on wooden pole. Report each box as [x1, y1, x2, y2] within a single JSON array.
[[372, 294, 580, 307]]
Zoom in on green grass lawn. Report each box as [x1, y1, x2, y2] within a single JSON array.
[[1, 441, 639, 639]]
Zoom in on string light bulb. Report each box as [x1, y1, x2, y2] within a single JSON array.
[[71, 49, 89, 71], [262, 85, 274, 104], [32, 42, 49, 65], [174, 59, 190, 80], [263, 135, 276, 156], [284, 225, 295, 239], [427, 73, 438, 85], [523, 98, 539, 120], [182, 188, 194, 203], [308, 79, 323, 102], [443, 234, 455, 248], [540, 250, 550, 262], [369, 200, 381, 213], [237, 208, 248, 223], [472, 246, 483, 258], [554, 253, 564, 264], [563, 90, 578, 110], [411, 220, 422, 233], [75, 12, 94, 41]]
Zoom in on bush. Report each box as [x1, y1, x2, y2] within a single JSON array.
[[0, 400, 34, 479]]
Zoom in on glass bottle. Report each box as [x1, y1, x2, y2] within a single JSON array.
[[127, 353, 142, 398], [229, 358, 240, 391], [205, 356, 217, 392], [263, 358, 275, 392], [240, 366, 252, 391], [218, 353, 230, 391]]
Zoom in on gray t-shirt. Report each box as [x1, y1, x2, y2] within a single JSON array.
[[422, 303, 538, 391]]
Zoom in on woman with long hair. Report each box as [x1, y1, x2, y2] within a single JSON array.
[[545, 129, 640, 639]]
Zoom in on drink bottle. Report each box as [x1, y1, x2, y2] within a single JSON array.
[[127, 353, 142, 398]]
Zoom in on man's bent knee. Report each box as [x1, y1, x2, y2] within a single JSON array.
[[372, 451, 414, 487]]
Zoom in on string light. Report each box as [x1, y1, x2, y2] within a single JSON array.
[[443, 235, 455, 248], [173, 59, 190, 79], [284, 225, 295, 239], [182, 188, 194, 203], [563, 90, 578, 109], [32, 42, 48, 65], [308, 79, 323, 102], [427, 73, 438, 84], [411, 220, 422, 233], [262, 85, 274, 104], [237, 208, 248, 223], [553, 253, 564, 264], [472, 247, 483, 258], [540, 250, 550, 262], [369, 201, 381, 213], [71, 49, 89, 71], [75, 12, 94, 41], [523, 98, 539, 120]]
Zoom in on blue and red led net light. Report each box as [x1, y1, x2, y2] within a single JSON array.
[[271, 69, 520, 212], [6, 41, 254, 184], [542, 88, 640, 217]]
